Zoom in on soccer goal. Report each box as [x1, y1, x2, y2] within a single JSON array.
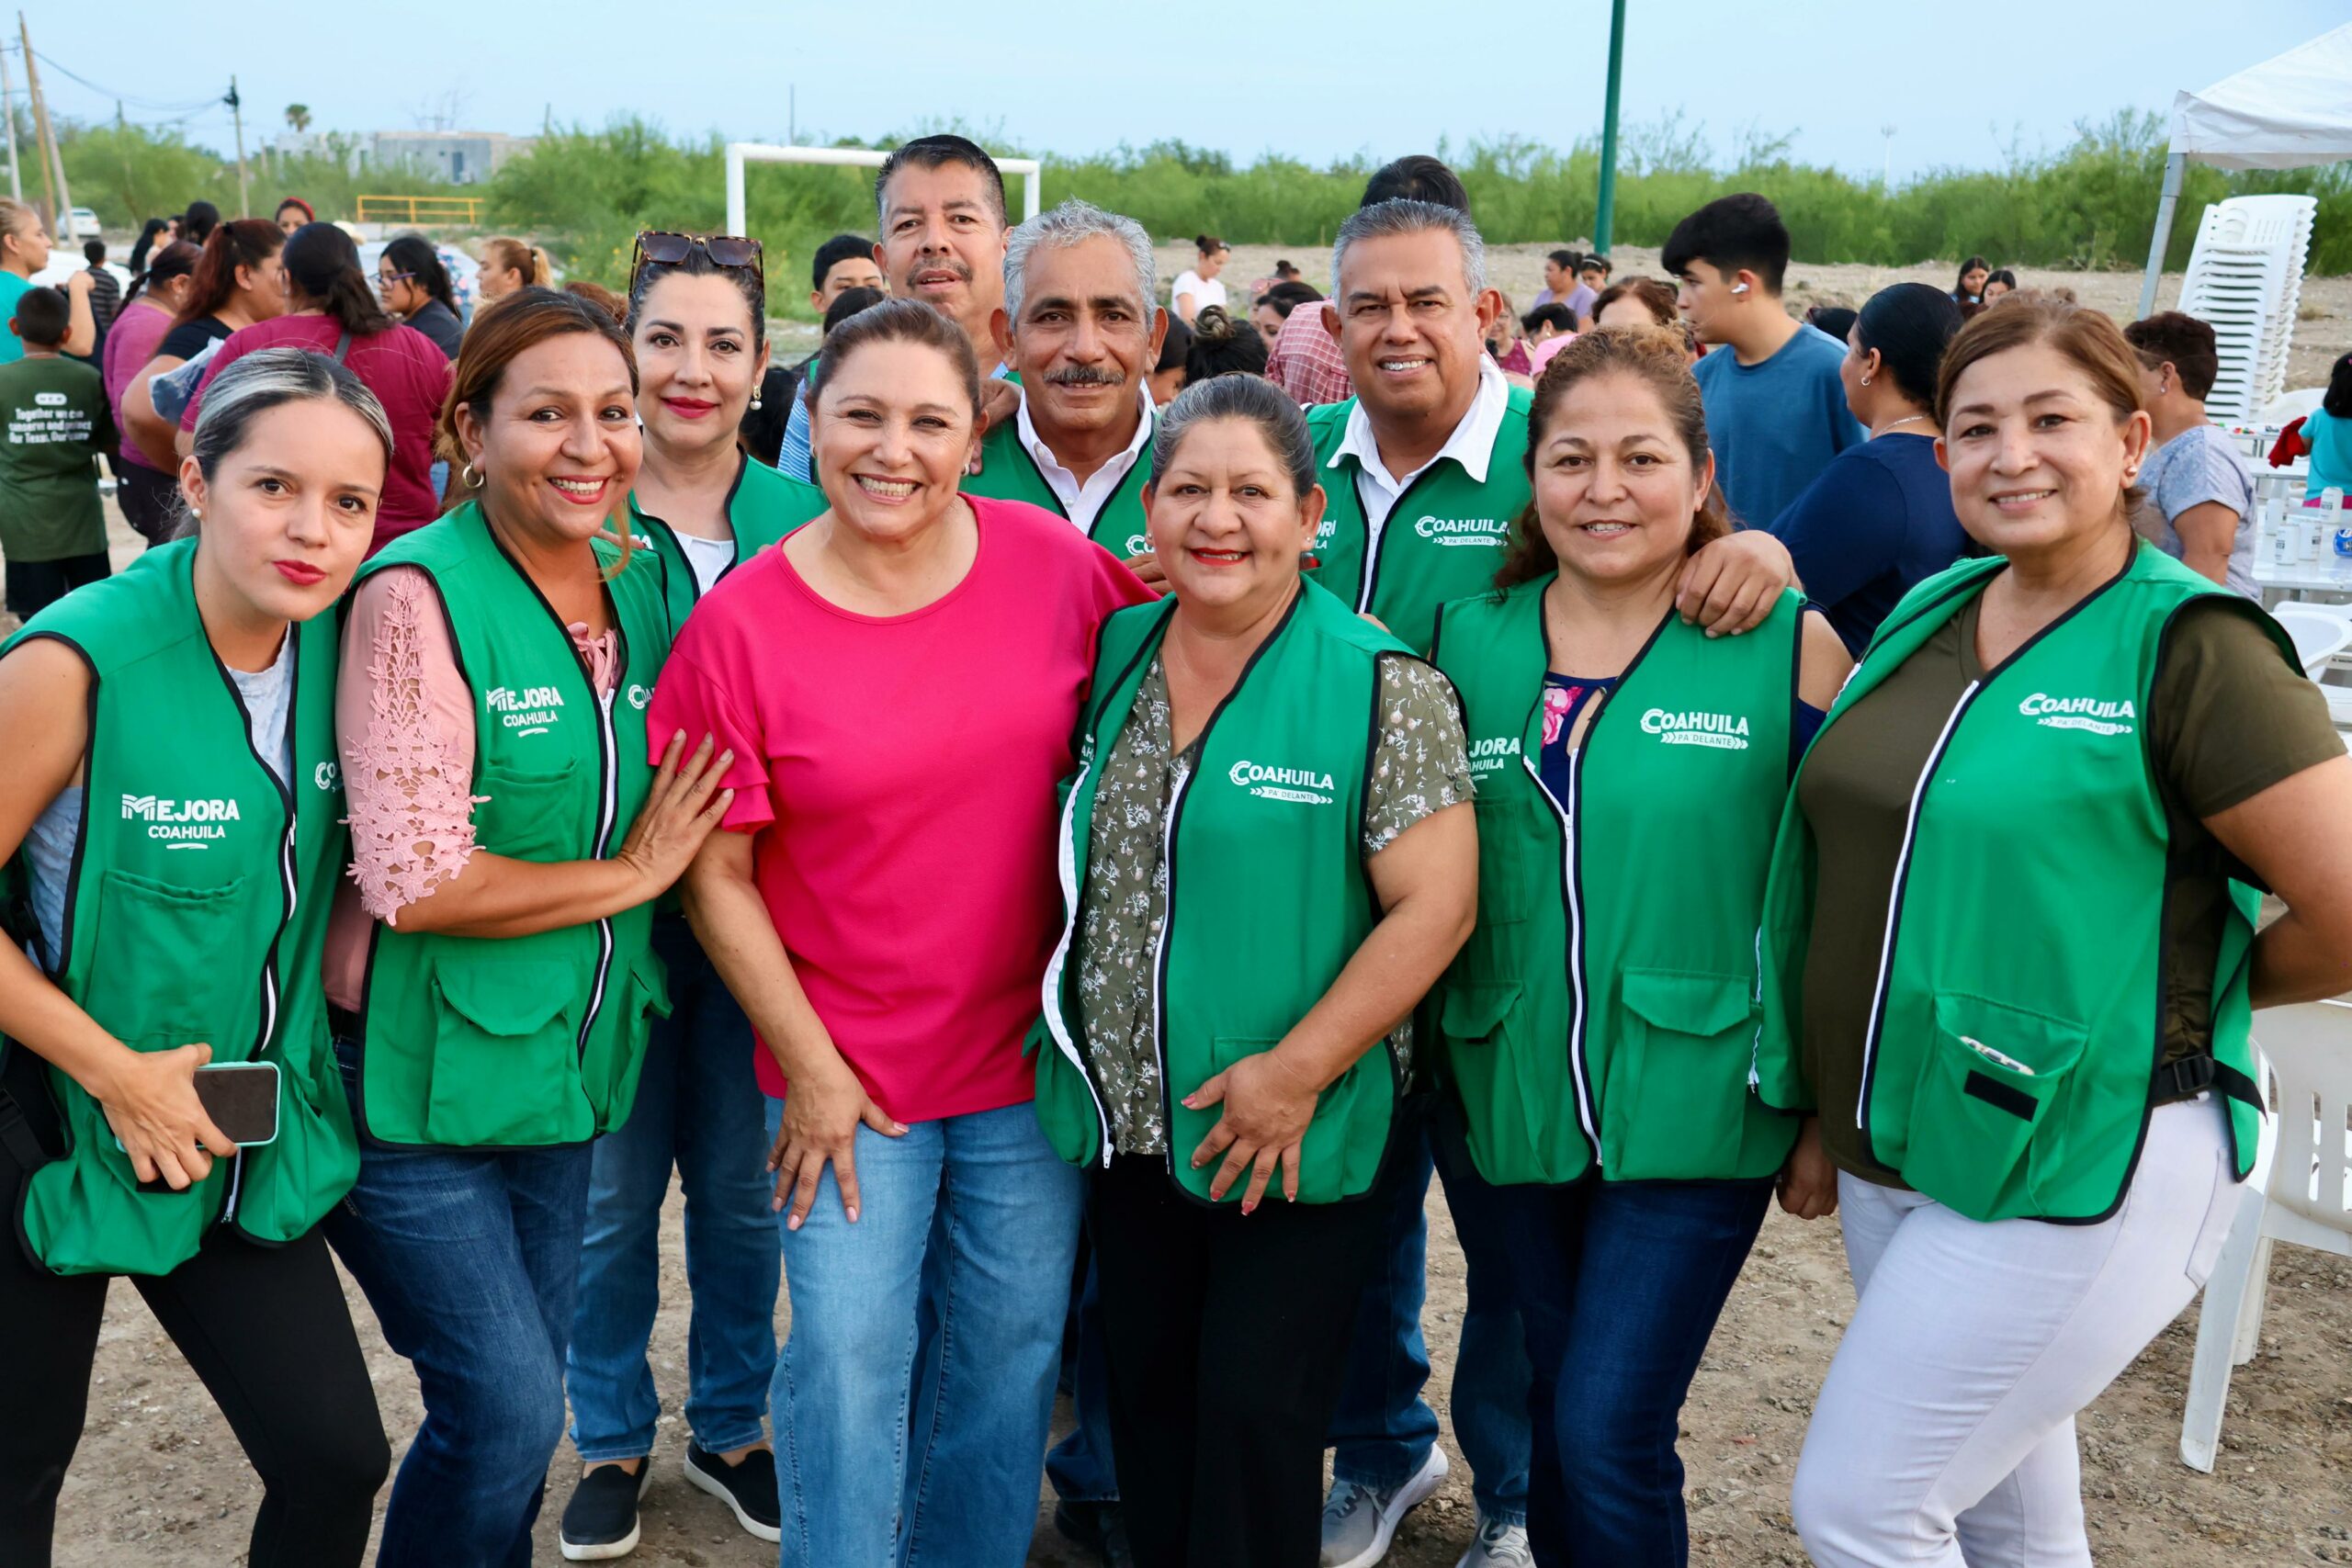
[[723, 143, 1044, 241]]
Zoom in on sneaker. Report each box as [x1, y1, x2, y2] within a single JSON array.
[[682, 1442, 782, 1544], [1053, 1499, 1138, 1568], [1454, 1514, 1532, 1568], [559, 1461, 649, 1562], [1320, 1446, 1450, 1568]]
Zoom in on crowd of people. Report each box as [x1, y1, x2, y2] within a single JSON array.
[[0, 139, 2346, 1568]]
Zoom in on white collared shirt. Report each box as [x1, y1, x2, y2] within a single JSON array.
[[1014, 384, 1157, 534], [1330, 356, 1511, 531]]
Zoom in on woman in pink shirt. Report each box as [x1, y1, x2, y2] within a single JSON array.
[[99, 239, 198, 545], [654, 298, 1151, 1567]]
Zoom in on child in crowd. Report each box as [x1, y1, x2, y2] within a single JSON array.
[[0, 286, 112, 623]]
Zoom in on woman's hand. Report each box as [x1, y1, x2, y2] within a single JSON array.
[[1776, 1115, 1838, 1220], [93, 1042, 236, 1190], [1185, 1049, 1321, 1213], [614, 730, 734, 899], [1123, 551, 1167, 592], [768, 1061, 907, 1230]]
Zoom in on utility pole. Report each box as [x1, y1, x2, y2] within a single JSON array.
[[17, 16, 66, 236], [227, 75, 249, 218], [788, 85, 796, 147], [0, 41, 21, 203], [1881, 125, 1897, 190], [1593, 0, 1627, 254]]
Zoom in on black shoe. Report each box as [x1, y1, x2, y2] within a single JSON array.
[[683, 1442, 782, 1544], [1053, 1500, 1137, 1568], [559, 1462, 648, 1562]]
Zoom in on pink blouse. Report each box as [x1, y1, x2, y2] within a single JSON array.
[[323, 566, 618, 1010]]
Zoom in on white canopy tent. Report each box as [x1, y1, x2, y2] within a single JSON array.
[[2138, 23, 2352, 318]]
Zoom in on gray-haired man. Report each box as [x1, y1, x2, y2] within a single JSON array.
[[967, 197, 1169, 577]]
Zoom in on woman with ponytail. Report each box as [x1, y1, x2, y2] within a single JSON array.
[[180, 221, 453, 554], [480, 235, 553, 306], [119, 218, 286, 468]]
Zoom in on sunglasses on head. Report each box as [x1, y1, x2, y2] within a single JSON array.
[[630, 231, 764, 290]]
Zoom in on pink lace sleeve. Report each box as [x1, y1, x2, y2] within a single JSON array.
[[338, 568, 488, 925]]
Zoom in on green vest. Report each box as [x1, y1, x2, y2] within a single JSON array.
[[1033, 580, 1409, 1203], [1304, 386, 1532, 655], [629, 456, 827, 628], [1430, 579, 1802, 1187], [1755, 545, 2281, 1223], [349, 503, 673, 1148], [966, 407, 1155, 557], [0, 540, 356, 1276]]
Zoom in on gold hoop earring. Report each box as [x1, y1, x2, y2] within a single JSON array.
[[461, 463, 485, 491]]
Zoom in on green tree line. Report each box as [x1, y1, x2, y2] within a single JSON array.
[[40, 107, 2351, 308]]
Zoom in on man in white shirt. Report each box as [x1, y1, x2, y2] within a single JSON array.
[[970, 199, 1167, 574]]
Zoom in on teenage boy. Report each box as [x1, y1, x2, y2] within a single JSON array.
[[772, 232, 888, 479], [1665, 193, 1863, 531], [0, 286, 112, 622]]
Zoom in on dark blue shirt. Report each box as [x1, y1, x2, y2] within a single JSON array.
[[1770, 432, 1969, 658]]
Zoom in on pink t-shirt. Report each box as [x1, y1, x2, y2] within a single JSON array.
[[102, 299, 173, 471], [650, 495, 1153, 1123]]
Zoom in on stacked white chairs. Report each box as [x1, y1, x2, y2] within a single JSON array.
[[2179, 195, 2317, 424]]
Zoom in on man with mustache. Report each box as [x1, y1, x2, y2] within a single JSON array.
[[967, 198, 1166, 580], [780, 136, 1018, 479]]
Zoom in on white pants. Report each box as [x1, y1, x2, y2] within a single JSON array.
[[1792, 1100, 2241, 1567]]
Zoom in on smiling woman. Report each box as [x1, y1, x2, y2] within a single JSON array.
[[315, 287, 734, 1567], [647, 294, 1152, 1566], [1032, 371, 1477, 1568]]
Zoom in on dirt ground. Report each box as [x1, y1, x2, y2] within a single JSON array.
[[37, 252, 2352, 1565]]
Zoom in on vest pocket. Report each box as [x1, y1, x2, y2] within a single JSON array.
[[1440, 982, 1550, 1183], [424, 957, 581, 1145], [589, 947, 671, 1130], [89, 873, 247, 1047], [1612, 968, 1757, 1176], [1207, 1033, 1389, 1204], [1900, 994, 2089, 1219], [476, 761, 582, 861]]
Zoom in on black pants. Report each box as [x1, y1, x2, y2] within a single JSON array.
[[1090, 1156, 1388, 1568], [3, 552, 109, 619], [0, 1141, 389, 1567], [113, 460, 182, 546]]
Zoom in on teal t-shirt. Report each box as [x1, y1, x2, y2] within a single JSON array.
[[1690, 323, 1865, 531], [0, 271, 30, 365], [2302, 406, 2352, 501]]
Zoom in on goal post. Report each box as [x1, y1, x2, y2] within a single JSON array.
[[723, 142, 1043, 242]]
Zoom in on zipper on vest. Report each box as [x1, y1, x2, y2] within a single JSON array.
[[1521, 746, 1603, 1168], [207, 642, 301, 1226], [1041, 746, 1114, 1167], [579, 682, 621, 1059], [1352, 466, 1439, 617], [1149, 762, 1193, 1179], [1852, 679, 1980, 1152]]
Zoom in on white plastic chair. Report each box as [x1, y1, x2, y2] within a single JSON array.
[[2260, 388, 2326, 424], [2179, 999, 2352, 1472], [2272, 606, 2352, 675]]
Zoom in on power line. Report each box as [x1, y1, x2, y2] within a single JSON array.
[[5, 43, 216, 115]]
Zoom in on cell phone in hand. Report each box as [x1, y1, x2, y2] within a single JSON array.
[[122, 1061, 281, 1194]]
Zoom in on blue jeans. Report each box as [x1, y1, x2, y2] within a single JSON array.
[[1329, 1097, 1531, 1526], [765, 1097, 1081, 1568], [1044, 1248, 1117, 1505], [567, 916, 780, 1461], [326, 1043, 594, 1568], [1499, 1174, 1771, 1568]]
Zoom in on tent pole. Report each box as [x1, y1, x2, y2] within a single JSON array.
[[2139, 151, 2187, 320]]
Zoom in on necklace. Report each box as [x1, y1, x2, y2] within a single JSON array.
[[1874, 413, 1930, 438]]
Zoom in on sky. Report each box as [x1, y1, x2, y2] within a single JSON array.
[[18, 2, 2350, 185]]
